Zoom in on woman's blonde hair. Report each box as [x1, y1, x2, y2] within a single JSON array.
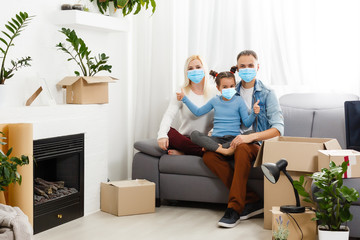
[[182, 55, 211, 99]]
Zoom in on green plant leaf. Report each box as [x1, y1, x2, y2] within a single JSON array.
[[0, 37, 8, 46], [1, 31, 11, 40], [150, 0, 156, 14], [15, 14, 23, 24], [6, 147, 13, 157], [134, 2, 142, 14], [5, 24, 14, 34]]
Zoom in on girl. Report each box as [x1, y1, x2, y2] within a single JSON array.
[[176, 70, 260, 156], [157, 55, 216, 156]]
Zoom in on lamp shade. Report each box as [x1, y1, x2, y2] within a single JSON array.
[[261, 163, 279, 184], [261, 159, 288, 184]]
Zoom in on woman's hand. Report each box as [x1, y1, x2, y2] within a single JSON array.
[[176, 88, 185, 101], [253, 100, 260, 114], [157, 138, 169, 150]]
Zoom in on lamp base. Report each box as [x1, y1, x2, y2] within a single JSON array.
[[280, 205, 305, 213]]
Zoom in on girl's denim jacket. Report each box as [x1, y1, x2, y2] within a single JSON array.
[[235, 79, 284, 137]]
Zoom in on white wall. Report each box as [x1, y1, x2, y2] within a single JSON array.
[[0, 0, 130, 183]]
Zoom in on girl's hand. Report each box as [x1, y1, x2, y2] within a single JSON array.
[[157, 138, 169, 150], [176, 88, 185, 101], [253, 100, 260, 114]]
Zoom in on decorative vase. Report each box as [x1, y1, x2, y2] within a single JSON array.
[[318, 226, 349, 240]]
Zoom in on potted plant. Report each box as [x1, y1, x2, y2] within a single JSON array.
[[89, 0, 156, 17], [272, 215, 289, 240], [293, 160, 359, 239], [0, 131, 30, 204], [56, 28, 115, 104], [56, 28, 112, 77], [0, 12, 33, 105]]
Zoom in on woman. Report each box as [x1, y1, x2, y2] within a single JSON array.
[[157, 55, 215, 156]]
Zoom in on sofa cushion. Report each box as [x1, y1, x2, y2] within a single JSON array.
[[312, 108, 346, 148], [159, 154, 217, 178], [134, 139, 166, 157], [280, 106, 314, 137]]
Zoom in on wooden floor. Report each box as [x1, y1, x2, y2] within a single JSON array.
[[33, 201, 272, 240]]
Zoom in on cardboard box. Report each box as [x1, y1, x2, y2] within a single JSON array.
[[100, 179, 155, 216], [57, 76, 117, 104], [272, 206, 317, 240], [318, 150, 360, 178], [254, 136, 341, 229]]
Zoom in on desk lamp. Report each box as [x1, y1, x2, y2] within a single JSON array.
[[261, 159, 305, 213]]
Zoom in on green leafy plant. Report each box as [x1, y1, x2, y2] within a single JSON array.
[[293, 161, 359, 231], [273, 215, 289, 240], [0, 12, 33, 84], [56, 28, 112, 76], [90, 0, 156, 17], [0, 132, 30, 191]]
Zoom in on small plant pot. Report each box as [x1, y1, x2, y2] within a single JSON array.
[[318, 225, 349, 240]]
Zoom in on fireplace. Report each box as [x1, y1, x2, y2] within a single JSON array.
[[33, 133, 84, 234]]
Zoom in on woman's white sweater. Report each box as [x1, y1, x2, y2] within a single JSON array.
[[157, 90, 214, 139]]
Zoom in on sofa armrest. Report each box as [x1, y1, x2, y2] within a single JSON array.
[[134, 139, 166, 157]]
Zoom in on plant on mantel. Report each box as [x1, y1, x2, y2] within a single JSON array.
[[89, 0, 156, 17], [0, 12, 33, 85], [56, 28, 112, 76], [0, 132, 30, 194]]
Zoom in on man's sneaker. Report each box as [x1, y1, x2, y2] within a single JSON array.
[[218, 208, 241, 228], [239, 200, 264, 220]]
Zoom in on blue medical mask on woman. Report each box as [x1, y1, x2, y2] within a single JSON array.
[[187, 69, 205, 84], [238, 68, 257, 83], [222, 88, 237, 100]]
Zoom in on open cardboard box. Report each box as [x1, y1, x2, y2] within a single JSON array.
[[57, 76, 117, 104], [318, 149, 360, 178], [254, 136, 341, 229]]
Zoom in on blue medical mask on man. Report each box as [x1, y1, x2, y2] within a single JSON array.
[[187, 69, 205, 84], [238, 68, 257, 83], [222, 88, 237, 100]]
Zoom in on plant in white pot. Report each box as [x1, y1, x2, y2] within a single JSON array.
[[89, 0, 156, 16], [293, 160, 359, 240]]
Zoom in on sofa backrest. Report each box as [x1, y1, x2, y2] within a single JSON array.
[[279, 93, 359, 148]]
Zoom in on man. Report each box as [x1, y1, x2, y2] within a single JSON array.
[[202, 50, 284, 228]]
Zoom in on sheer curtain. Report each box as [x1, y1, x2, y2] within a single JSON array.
[[130, 0, 360, 142]]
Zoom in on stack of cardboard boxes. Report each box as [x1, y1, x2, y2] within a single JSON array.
[[255, 136, 360, 239]]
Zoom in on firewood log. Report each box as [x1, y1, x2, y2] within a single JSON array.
[[34, 186, 49, 199]]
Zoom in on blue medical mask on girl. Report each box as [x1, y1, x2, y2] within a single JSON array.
[[222, 88, 237, 100], [187, 69, 205, 84], [238, 68, 257, 83]]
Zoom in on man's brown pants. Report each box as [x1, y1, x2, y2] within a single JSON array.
[[203, 143, 260, 213]]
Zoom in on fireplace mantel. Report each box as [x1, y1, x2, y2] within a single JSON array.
[[1, 104, 109, 215]]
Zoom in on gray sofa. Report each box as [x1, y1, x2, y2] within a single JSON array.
[[132, 93, 360, 237]]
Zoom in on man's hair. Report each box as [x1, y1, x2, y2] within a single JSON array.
[[236, 50, 258, 61]]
